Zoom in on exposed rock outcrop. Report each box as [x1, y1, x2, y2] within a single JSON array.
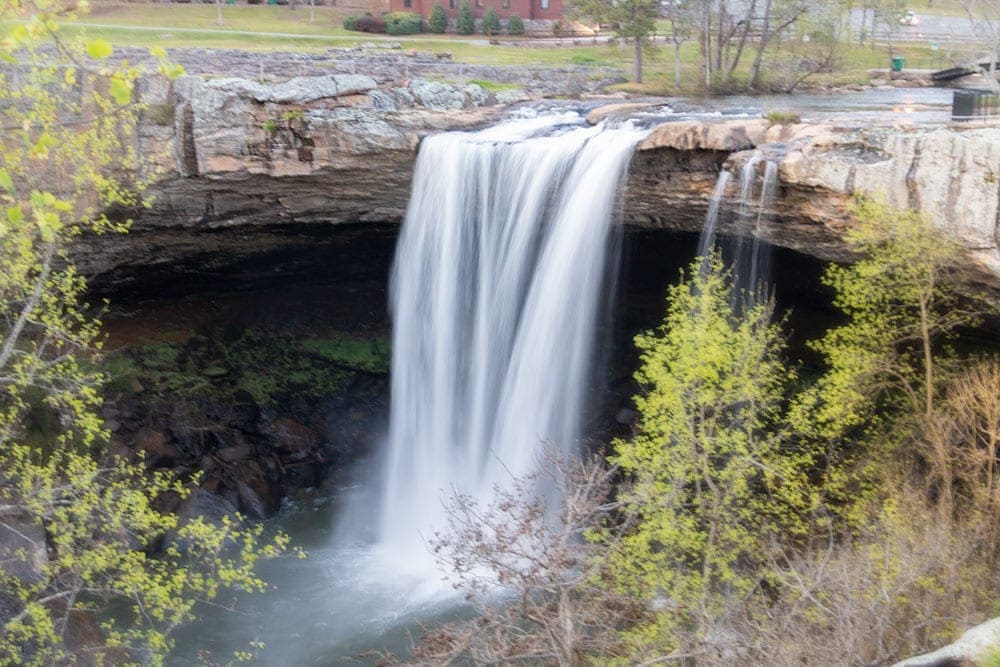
[[893, 617, 1000, 666], [626, 118, 1000, 290], [77, 77, 1000, 293]]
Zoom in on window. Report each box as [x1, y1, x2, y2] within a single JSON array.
[[403, 0, 411, 6], [540, 0, 549, 8], [502, 0, 509, 7], [449, 0, 455, 7], [476, 0, 483, 6]]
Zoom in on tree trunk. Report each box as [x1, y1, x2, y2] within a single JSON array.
[[634, 36, 643, 83], [674, 41, 682, 92], [216, 0, 223, 26], [726, 0, 756, 79], [747, 0, 771, 89]]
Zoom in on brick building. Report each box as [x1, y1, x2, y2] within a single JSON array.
[[388, 0, 568, 32]]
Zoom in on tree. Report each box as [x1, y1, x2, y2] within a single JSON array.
[[661, 0, 699, 92], [608, 254, 810, 660], [407, 452, 639, 665], [482, 7, 500, 35], [790, 199, 976, 442], [0, 2, 287, 663], [456, 1, 475, 34], [506, 12, 525, 35], [428, 2, 448, 33], [571, 0, 658, 83], [961, 0, 1000, 91]]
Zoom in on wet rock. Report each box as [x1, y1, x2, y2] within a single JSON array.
[[217, 443, 252, 463], [586, 102, 657, 125], [615, 408, 639, 426], [135, 429, 179, 461], [175, 488, 239, 529], [264, 417, 321, 455]]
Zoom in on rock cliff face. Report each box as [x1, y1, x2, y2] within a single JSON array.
[[627, 118, 1000, 289], [78, 73, 1000, 293]]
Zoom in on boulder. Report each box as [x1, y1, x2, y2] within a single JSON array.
[[639, 118, 770, 152], [894, 617, 1000, 667]]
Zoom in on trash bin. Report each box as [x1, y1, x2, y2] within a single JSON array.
[[891, 56, 905, 72]]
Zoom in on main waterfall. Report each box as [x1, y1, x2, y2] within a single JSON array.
[[378, 115, 646, 570]]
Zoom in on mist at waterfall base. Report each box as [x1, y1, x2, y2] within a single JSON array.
[[168, 114, 646, 665]]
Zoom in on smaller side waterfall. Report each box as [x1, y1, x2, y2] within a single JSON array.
[[698, 153, 780, 297]]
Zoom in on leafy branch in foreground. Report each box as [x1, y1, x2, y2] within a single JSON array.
[[0, 1, 288, 664]]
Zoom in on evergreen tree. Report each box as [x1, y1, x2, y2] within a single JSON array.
[[428, 2, 448, 33], [456, 1, 475, 34], [506, 13, 525, 35], [482, 7, 500, 35]]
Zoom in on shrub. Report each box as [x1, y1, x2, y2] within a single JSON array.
[[456, 1, 474, 34], [342, 15, 357, 30], [385, 11, 424, 35], [428, 3, 448, 33], [482, 7, 500, 35], [765, 109, 801, 125], [353, 15, 386, 33], [506, 13, 524, 36]]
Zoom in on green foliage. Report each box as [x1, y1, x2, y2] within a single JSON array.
[[506, 13, 525, 36], [384, 11, 424, 35], [342, 14, 357, 30], [570, 0, 657, 80], [456, 1, 475, 35], [482, 7, 500, 35], [262, 118, 278, 132], [428, 3, 448, 33], [609, 254, 811, 656], [0, 3, 287, 662], [790, 198, 974, 442], [467, 78, 520, 92], [301, 336, 390, 373], [765, 109, 801, 125]]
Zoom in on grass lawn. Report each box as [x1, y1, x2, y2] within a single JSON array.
[[22, 1, 948, 94]]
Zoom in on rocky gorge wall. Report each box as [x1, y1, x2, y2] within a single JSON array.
[[77, 56, 1000, 296]]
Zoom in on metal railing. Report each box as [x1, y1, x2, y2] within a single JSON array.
[[952, 89, 1000, 122]]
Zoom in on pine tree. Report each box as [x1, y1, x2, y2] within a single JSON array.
[[482, 7, 500, 35], [456, 1, 475, 34], [506, 13, 525, 35], [428, 2, 448, 33]]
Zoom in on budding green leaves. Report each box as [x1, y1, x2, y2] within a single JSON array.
[[85, 38, 113, 60]]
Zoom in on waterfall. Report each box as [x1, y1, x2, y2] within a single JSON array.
[[377, 116, 646, 573], [698, 153, 779, 297]]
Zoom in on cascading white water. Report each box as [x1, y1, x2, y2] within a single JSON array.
[[698, 154, 779, 296], [378, 115, 646, 573]]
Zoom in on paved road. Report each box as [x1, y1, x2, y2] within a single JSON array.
[[850, 9, 980, 44]]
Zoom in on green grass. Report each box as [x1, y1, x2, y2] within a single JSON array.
[[301, 336, 390, 373], [467, 78, 522, 92], [31, 1, 955, 93]]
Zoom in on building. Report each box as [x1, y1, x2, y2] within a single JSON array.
[[388, 0, 569, 33]]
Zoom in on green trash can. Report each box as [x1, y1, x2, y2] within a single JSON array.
[[891, 56, 905, 72]]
